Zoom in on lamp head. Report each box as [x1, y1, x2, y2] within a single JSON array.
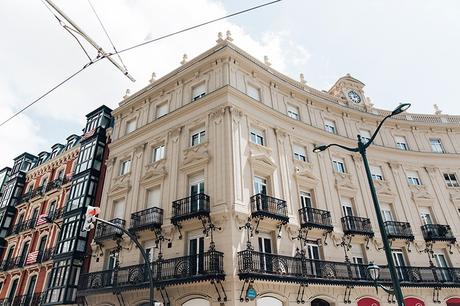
[[313, 145, 328, 153], [391, 103, 411, 116], [367, 262, 381, 281]]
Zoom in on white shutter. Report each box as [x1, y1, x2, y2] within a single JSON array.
[[146, 187, 161, 208], [113, 199, 125, 219]]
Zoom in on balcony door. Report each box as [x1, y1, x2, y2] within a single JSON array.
[[189, 177, 205, 213], [300, 192, 313, 223], [351, 244, 366, 278], [392, 250, 408, 281], [306, 243, 320, 276], [254, 176, 268, 211], [381, 203, 395, 235], [20, 241, 30, 266], [258, 235, 273, 272], [7, 278, 19, 302], [144, 240, 157, 263], [112, 199, 125, 219], [107, 251, 118, 285], [188, 235, 205, 275], [434, 252, 451, 281], [38, 235, 47, 257], [25, 275, 37, 303], [420, 207, 433, 225], [342, 200, 354, 230]]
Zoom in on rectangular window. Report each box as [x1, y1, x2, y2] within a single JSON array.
[[420, 207, 434, 225], [370, 165, 384, 180], [247, 84, 261, 101], [152, 145, 165, 162], [407, 170, 421, 185], [444, 173, 459, 188], [119, 160, 131, 176], [380, 203, 394, 222], [112, 199, 125, 219], [250, 128, 265, 146], [324, 119, 337, 134], [430, 138, 444, 153], [395, 136, 408, 150], [360, 130, 371, 144], [146, 187, 161, 208], [125, 119, 136, 134], [300, 191, 312, 208], [332, 158, 346, 173], [191, 130, 206, 146], [293, 144, 307, 162], [192, 82, 206, 101], [287, 104, 300, 120], [156, 102, 168, 118]]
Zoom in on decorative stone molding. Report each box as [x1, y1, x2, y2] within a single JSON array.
[[409, 184, 433, 204], [388, 161, 402, 170], [450, 191, 460, 204], [293, 160, 318, 187], [168, 126, 183, 143], [109, 173, 131, 196], [424, 166, 438, 174], [274, 128, 287, 141], [373, 179, 395, 200], [180, 142, 210, 172], [334, 172, 356, 195], [141, 159, 167, 184], [209, 107, 225, 124]]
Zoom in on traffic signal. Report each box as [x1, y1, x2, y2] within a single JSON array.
[[82, 205, 100, 231]]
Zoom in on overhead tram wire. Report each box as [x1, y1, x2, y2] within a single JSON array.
[[0, 0, 281, 127]]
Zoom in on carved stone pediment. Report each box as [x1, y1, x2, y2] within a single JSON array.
[[249, 153, 277, 174], [409, 185, 432, 203], [374, 179, 393, 195], [141, 159, 167, 183], [248, 141, 272, 156], [334, 172, 356, 194], [109, 173, 131, 195], [179, 142, 210, 172], [293, 159, 317, 186]]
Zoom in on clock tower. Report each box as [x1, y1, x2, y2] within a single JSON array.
[[328, 74, 373, 111]]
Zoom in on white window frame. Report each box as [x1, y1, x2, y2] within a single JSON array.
[[125, 119, 136, 135], [430, 138, 444, 153], [324, 119, 337, 134], [146, 186, 161, 209], [119, 159, 131, 176], [156, 102, 169, 118], [190, 130, 206, 146], [287, 104, 300, 120], [250, 128, 265, 146], [332, 158, 346, 173], [192, 82, 206, 101], [152, 145, 165, 162], [370, 165, 384, 180], [395, 136, 408, 150], [293, 144, 307, 162], [407, 170, 421, 185], [247, 84, 261, 101], [444, 173, 459, 188]]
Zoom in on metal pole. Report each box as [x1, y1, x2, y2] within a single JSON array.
[[95, 217, 155, 306], [358, 141, 405, 306]]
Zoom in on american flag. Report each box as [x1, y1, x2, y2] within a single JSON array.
[[26, 251, 39, 265], [36, 214, 49, 226]]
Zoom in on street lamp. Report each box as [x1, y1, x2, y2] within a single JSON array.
[[368, 262, 396, 294], [313, 103, 411, 306]]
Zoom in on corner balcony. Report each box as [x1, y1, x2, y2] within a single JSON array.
[[298, 207, 333, 231], [94, 218, 125, 243], [250, 194, 289, 224], [341, 216, 374, 237], [421, 224, 456, 242], [77, 250, 225, 295], [384, 221, 414, 240], [129, 207, 163, 233], [171, 193, 210, 225], [237, 249, 460, 288]]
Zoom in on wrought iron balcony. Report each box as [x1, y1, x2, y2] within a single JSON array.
[[130, 207, 163, 233], [18, 191, 33, 203], [341, 216, 374, 237], [250, 194, 288, 223], [0, 255, 28, 271], [0, 293, 43, 306], [237, 249, 460, 287], [298, 207, 333, 230], [46, 207, 64, 222], [94, 218, 125, 243], [77, 250, 225, 295], [30, 186, 46, 199], [171, 193, 210, 224], [384, 221, 414, 240], [421, 224, 456, 242], [8, 218, 36, 236], [45, 177, 64, 193]]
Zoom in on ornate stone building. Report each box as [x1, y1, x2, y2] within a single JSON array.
[[77, 35, 460, 306]]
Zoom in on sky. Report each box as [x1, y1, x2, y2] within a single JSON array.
[[0, 0, 459, 166]]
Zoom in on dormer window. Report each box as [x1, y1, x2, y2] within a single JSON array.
[[192, 82, 206, 101]]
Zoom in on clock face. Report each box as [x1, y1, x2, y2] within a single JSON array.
[[347, 90, 361, 104]]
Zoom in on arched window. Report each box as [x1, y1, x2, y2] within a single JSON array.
[[404, 297, 425, 306], [311, 298, 330, 306], [446, 298, 460, 306], [182, 298, 210, 306], [358, 297, 380, 306], [257, 297, 283, 306]]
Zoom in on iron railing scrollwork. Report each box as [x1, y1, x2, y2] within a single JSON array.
[[421, 224, 456, 241], [341, 216, 373, 236], [384, 221, 414, 240], [171, 193, 210, 224], [94, 218, 125, 242], [298, 207, 333, 229], [250, 194, 288, 222], [130, 207, 163, 232]]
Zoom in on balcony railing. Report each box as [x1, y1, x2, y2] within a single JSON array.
[[0, 255, 27, 271], [250, 194, 289, 223], [46, 207, 64, 222], [298, 207, 333, 230], [0, 293, 43, 306], [94, 218, 125, 242], [45, 178, 64, 193], [421, 224, 456, 242], [384, 221, 414, 240], [36, 248, 55, 264], [130, 207, 163, 232], [78, 250, 225, 295], [171, 193, 210, 224], [8, 218, 37, 236], [237, 249, 460, 287], [341, 216, 374, 237], [30, 186, 46, 199], [18, 191, 33, 204]]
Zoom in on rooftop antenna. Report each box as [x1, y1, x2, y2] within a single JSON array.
[[43, 0, 135, 82]]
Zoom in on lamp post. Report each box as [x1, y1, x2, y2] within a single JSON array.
[[313, 103, 411, 306]]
